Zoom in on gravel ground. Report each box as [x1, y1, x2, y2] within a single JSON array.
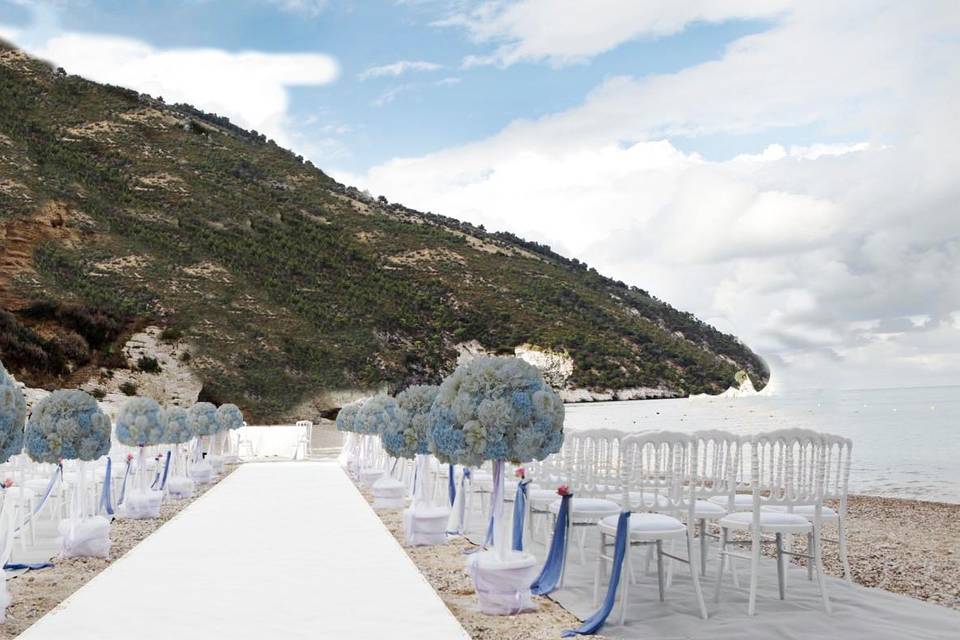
[[371, 497, 595, 640], [778, 495, 960, 609], [1, 465, 237, 639]]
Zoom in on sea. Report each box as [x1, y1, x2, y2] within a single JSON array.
[[564, 385, 960, 504]]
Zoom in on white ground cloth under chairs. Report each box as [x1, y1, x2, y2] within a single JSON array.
[[714, 429, 833, 616]]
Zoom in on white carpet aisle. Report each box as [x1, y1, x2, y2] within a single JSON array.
[[21, 462, 469, 640]]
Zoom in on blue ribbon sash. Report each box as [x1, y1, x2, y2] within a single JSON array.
[[511, 479, 530, 552], [99, 457, 114, 516], [562, 511, 632, 637], [530, 492, 572, 595], [118, 459, 132, 505], [15, 464, 62, 533], [448, 464, 456, 507], [152, 451, 172, 491], [5, 561, 54, 571]]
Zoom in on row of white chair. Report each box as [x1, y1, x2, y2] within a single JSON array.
[[522, 428, 852, 621]]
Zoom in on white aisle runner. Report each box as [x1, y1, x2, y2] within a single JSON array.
[[21, 461, 469, 640]]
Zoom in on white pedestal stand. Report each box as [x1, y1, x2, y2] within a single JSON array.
[[372, 473, 406, 510], [120, 447, 162, 519], [467, 549, 537, 615], [403, 454, 449, 545], [60, 461, 112, 557], [465, 459, 536, 614]]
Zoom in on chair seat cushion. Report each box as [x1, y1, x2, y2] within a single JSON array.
[[692, 499, 727, 518], [548, 497, 620, 519], [709, 494, 757, 510], [3, 486, 35, 500], [606, 491, 674, 509], [528, 489, 560, 507], [763, 504, 839, 520], [719, 510, 812, 532], [598, 513, 686, 539]]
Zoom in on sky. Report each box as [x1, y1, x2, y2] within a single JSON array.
[[1, 0, 958, 392]]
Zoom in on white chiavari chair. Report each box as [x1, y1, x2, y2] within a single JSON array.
[[548, 429, 621, 565], [593, 431, 708, 622], [762, 432, 853, 581], [714, 429, 832, 615], [682, 430, 741, 576]]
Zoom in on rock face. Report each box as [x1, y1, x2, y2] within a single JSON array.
[[282, 386, 388, 424], [78, 326, 202, 416]]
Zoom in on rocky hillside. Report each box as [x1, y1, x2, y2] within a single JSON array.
[[0, 42, 768, 422]]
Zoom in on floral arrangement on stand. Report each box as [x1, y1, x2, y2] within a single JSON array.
[[0, 362, 25, 464], [335, 399, 365, 478], [382, 385, 437, 460], [427, 356, 565, 615], [26, 389, 112, 559], [383, 386, 448, 539], [115, 397, 167, 519], [354, 394, 399, 487], [187, 402, 219, 484], [0, 362, 26, 622], [216, 403, 244, 463], [161, 406, 195, 499]]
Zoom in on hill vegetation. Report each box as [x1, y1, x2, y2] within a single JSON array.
[[0, 42, 767, 421]]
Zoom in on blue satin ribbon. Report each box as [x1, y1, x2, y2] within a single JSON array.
[[15, 464, 62, 533], [412, 462, 419, 498], [118, 459, 132, 505], [448, 464, 456, 507], [5, 562, 54, 571], [99, 457, 114, 516], [512, 478, 530, 552], [562, 511, 632, 637], [531, 492, 572, 595], [160, 450, 171, 490]]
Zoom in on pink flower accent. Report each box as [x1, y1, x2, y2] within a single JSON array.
[[3, 479, 13, 488], [556, 484, 571, 497], [514, 468, 526, 479], [126, 453, 134, 463]]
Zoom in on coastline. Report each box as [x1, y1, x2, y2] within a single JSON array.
[[1, 465, 238, 639], [367, 490, 958, 639]]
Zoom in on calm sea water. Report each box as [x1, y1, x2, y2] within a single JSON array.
[[564, 385, 960, 504]]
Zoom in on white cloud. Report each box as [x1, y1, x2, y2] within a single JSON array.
[[441, 0, 793, 66], [340, 2, 960, 390], [359, 60, 442, 80], [263, 0, 328, 17], [5, 28, 339, 152], [371, 84, 413, 107]]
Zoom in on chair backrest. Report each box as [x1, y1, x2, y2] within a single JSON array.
[[750, 429, 826, 511], [561, 429, 624, 497], [619, 431, 692, 512], [689, 429, 741, 502], [821, 432, 852, 508], [573, 428, 625, 496]]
